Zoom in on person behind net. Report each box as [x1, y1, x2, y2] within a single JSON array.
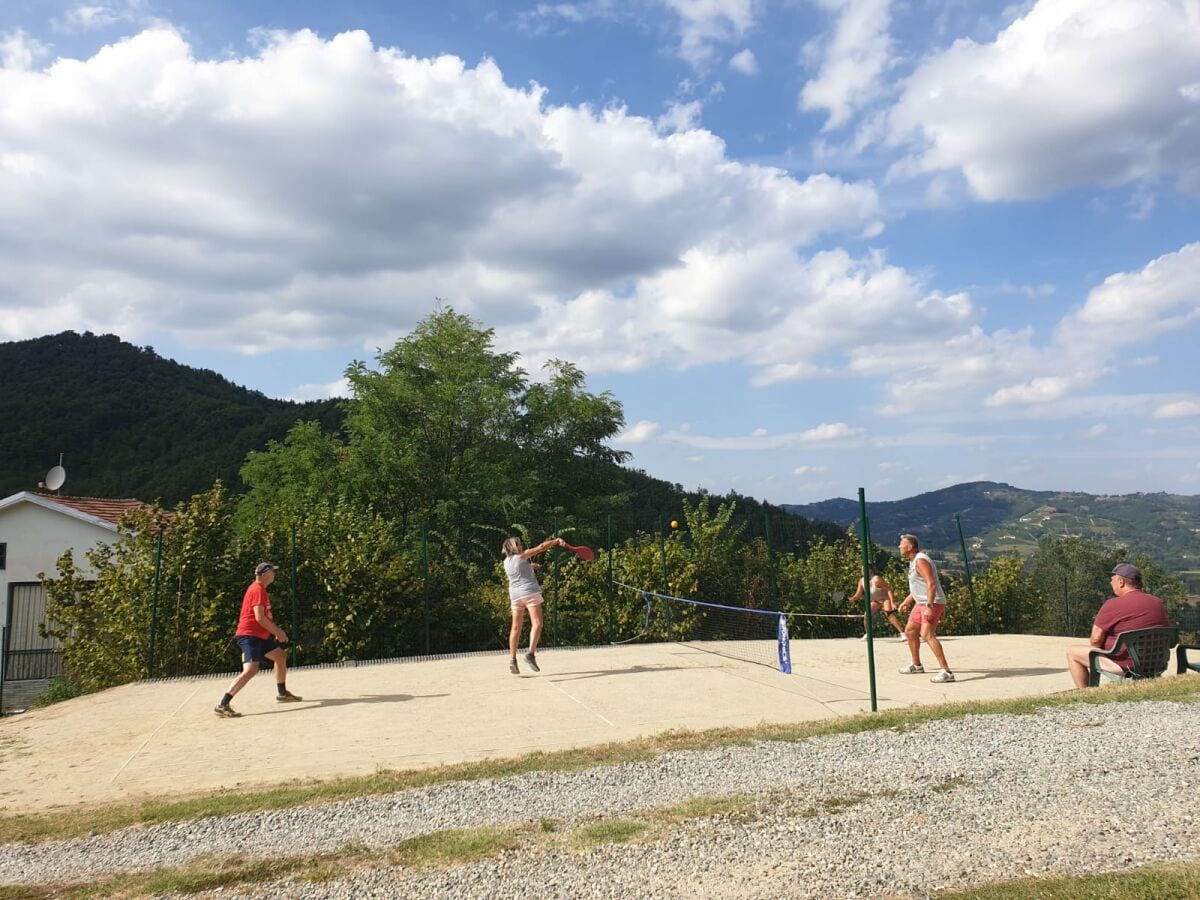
[[1065, 563, 1169, 689], [502, 536, 565, 674], [896, 534, 956, 683], [849, 570, 905, 641]]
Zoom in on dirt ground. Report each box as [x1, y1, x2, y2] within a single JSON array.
[[0, 634, 1081, 814]]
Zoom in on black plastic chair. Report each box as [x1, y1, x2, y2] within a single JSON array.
[[1087, 627, 1178, 687], [1178, 641, 1199, 676]]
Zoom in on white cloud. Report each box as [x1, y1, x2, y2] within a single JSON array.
[[287, 377, 351, 402], [57, 5, 122, 32], [0, 30, 49, 70], [800, 0, 894, 131], [1154, 400, 1200, 419], [729, 48, 757, 75], [613, 420, 661, 444], [886, 0, 1200, 199], [519, 1, 759, 68], [664, 0, 760, 67], [986, 373, 1093, 407], [657, 99, 703, 132], [0, 26, 886, 364], [1066, 242, 1200, 339], [800, 422, 864, 442], [664, 422, 864, 450], [793, 464, 827, 475], [1084, 423, 1109, 438]]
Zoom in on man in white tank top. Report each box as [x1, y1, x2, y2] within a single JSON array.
[[896, 534, 955, 683]]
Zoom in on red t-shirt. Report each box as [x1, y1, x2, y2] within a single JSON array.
[[236, 582, 273, 639], [1093, 590, 1169, 667]]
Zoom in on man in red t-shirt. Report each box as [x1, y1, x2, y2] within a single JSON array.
[[1065, 563, 1169, 688], [215, 563, 302, 717]]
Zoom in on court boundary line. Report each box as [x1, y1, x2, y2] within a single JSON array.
[[109, 682, 203, 784]]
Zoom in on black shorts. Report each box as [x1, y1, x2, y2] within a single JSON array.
[[236, 635, 281, 663]]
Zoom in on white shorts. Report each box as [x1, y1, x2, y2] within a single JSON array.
[[511, 592, 544, 611]]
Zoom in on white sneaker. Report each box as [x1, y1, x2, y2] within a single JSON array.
[[859, 634, 869, 641], [898, 664, 924, 674], [930, 670, 955, 683]]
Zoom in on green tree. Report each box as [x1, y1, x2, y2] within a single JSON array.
[[342, 307, 526, 540]]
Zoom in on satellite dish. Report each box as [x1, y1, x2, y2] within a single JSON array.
[[45, 462, 66, 492]]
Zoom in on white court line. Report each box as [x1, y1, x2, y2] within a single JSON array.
[[540, 676, 615, 727], [110, 683, 204, 783]]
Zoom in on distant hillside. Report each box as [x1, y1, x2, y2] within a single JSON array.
[[0, 331, 344, 503], [785, 481, 1200, 571]]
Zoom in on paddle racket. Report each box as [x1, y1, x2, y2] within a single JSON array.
[[560, 542, 595, 561]]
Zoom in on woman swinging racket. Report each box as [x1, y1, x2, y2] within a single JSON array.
[[502, 535, 564, 674]]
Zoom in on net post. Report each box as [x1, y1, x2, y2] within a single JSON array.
[[955, 515, 982, 634], [857, 488, 878, 713]]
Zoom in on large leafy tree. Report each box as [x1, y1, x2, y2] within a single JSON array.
[[343, 308, 527, 538]]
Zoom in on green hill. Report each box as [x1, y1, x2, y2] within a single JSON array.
[[0, 331, 344, 503], [0, 332, 841, 553], [784, 481, 1200, 572]]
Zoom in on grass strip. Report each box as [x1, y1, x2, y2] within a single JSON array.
[[0, 798, 752, 897], [2, 675, 1196, 846], [939, 860, 1200, 899]]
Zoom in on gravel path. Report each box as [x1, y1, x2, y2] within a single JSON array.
[[3, 700, 1198, 898]]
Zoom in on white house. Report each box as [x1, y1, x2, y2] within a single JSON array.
[[0, 491, 148, 712]]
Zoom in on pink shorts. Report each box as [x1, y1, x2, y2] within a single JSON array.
[[511, 592, 544, 611], [910, 603, 945, 629]]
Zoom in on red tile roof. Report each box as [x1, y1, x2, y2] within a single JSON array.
[[34, 494, 154, 526]]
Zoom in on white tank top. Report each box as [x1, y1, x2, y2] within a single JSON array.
[[908, 552, 946, 605]]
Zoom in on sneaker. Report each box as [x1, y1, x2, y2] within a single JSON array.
[[214, 704, 241, 718], [930, 670, 956, 683], [276, 690, 303, 703], [895, 635, 909, 643], [524, 652, 540, 672], [898, 664, 925, 674], [509, 659, 520, 675], [859, 634, 869, 641]]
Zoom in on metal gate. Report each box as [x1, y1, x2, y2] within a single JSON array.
[[2, 582, 63, 683]]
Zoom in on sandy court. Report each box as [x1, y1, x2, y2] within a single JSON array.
[[0, 634, 1089, 814]]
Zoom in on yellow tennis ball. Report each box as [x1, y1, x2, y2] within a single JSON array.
[[670, 520, 679, 529]]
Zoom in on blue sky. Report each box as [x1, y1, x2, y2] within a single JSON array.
[[1, 0, 1198, 504]]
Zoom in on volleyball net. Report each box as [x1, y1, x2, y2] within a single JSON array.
[[614, 584, 862, 674]]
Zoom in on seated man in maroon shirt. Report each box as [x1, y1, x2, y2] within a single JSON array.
[[1066, 563, 1170, 688]]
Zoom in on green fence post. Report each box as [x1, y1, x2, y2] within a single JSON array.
[[606, 514, 615, 644], [290, 522, 299, 666], [955, 515, 982, 634], [422, 526, 431, 655], [857, 488, 878, 713], [147, 529, 163, 679]]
